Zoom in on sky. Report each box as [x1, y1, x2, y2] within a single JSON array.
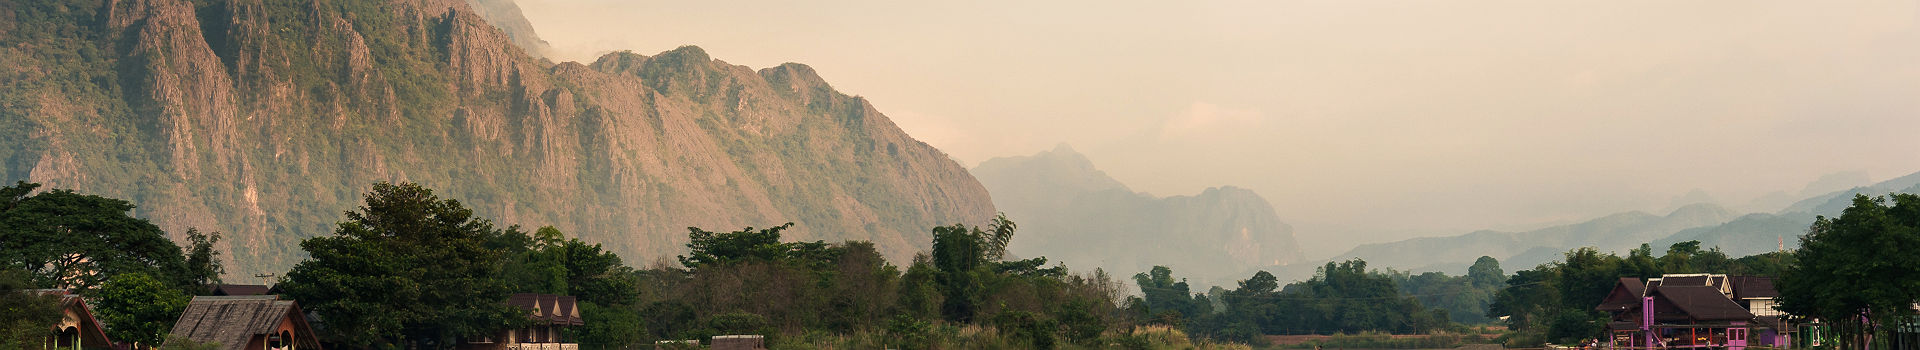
[[515, 0, 1920, 257]]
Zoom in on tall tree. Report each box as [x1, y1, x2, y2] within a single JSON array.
[[0, 181, 192, 291], [984, 212, 1016, 260], [1779, 194, 1920, 349], [1467, 256, 1504, 288], [181, 228, 224, 287], [278, 182, 523, 349], [1133, 265, 1200, 323], [930, 224, 988, 323]]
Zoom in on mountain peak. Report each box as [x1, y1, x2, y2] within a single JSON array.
[[971, 147, 1302, 283], [1, 0, 995, 276], [1047, 143, 1079, 155]]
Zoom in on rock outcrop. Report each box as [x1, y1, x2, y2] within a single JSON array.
[[0, 0, 995, 277]]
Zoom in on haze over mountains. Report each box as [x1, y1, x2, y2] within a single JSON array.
[[971, 145, 1301, 284], [0, 0, 992, 278], [1283, 170, 1920, 283], [3, 0, 1915, 289]]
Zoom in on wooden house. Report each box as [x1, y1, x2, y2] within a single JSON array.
[[458, 293, 583, 350], [1599, 274, 1787, 349], [165, 296, 322, 350], [37, 290, 114, 350]]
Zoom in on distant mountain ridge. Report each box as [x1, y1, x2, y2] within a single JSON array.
[[0, 0, 994, 277], [971, 145, 1302, 283], [1326, 203, 1737, 274], [1289, 169, 1920, 282]]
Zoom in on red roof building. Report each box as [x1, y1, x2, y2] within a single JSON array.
[[1597, 274, 1791, 349]]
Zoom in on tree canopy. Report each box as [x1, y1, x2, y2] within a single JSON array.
[[93, 272, 189, 346], [1778, 193, 1920, 349], [0, 181, 193, 291], [278, 182, 524, 349]]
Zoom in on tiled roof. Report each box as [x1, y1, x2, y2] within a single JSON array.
[[1596, 278, 1647, 312], [1652, 285, 1754, 322], [507, 293, 583, 326], [1731, 276, 1779, 299]]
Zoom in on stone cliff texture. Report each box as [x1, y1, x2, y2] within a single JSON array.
[[0, 0, 995, 277]]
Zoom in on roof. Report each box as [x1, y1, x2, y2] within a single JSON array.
[[507, 293, 583, 326], [1651, 285, 1754, 322], [1731, 276, 1779, 299], [38, 290, 116, 347], [207, 284, 272, 296], [167, 296, 322, 350], [1596, 278, 1648, 312]]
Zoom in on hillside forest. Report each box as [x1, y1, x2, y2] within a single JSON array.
[[9, 181, 1914, 349]]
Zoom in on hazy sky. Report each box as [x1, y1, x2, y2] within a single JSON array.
[[517, 0, 1920, 256]]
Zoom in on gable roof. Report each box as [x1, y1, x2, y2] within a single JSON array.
[[36, 290, 115, 348], [167, 296, 322, 350], [508, 293, 583, 326], [1596, 278, 1647, 312], [1731, 276, 1778, 299], [1651, 285, 1754, 322]]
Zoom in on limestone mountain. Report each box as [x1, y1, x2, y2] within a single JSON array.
[[0, 0, 995, 278], [970, 145, 1302, 283]]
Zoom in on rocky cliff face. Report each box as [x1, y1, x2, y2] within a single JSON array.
[[0, 0, 995, 277], [971, 145, 1302, 282]]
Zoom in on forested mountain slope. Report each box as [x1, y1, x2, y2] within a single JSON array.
[[0, 0, 994, 277]]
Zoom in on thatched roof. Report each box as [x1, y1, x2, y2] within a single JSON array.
[[167, 296, 322, 350]]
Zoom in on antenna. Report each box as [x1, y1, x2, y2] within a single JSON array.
[[255, 273, 276, 284]]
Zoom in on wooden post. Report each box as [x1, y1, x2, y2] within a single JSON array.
[[1643, 297, 1655, 348]]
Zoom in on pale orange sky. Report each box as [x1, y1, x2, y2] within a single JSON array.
[[516, 0, 1920, 256]]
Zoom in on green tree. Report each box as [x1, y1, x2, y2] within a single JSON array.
[[94, 272, 189, 346], [929, 223, 988, 323], [1133, 266, 1200, 323], [573, 301, 644, 349], [278, 182, 524, 349], [497, 226, 644, 348], [1467, 256, 1504, 288], [0, 181, 192, 291], [1, 269, 62, 350], [1728, 251, 1795, 277], [984, 212, 1016, 260], [677, 223, 836, 270], [181, 228, 224, 287], [1779, 194, 1920, 349]]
